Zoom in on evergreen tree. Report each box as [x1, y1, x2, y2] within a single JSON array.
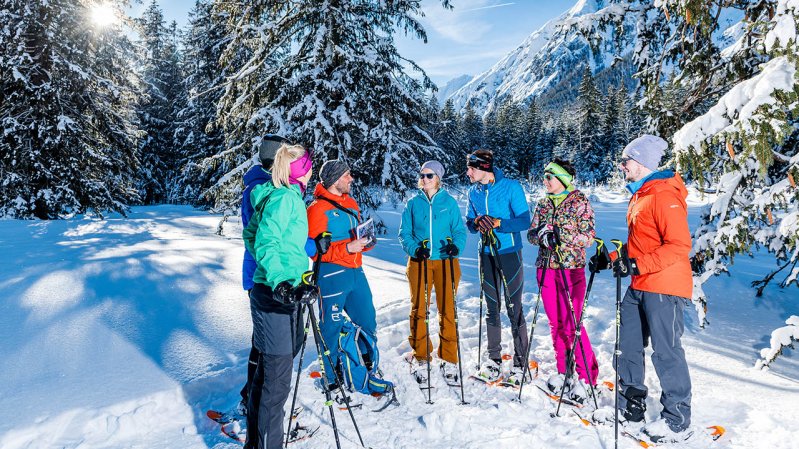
[[517, 100, 542, 183], [173, 0, 229, 206], [213, 0, 452, 210], [135, 1, 186, 204], [0, 0, 140, 219], [575, 66, 605, 183], [461, 102, 484, 152], [436, 99, 465, 178], [579, 0, 799, 363]]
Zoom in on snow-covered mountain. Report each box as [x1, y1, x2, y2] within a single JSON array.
[[436, 74, 472, 105], [448, 0, 615, 114], [447, 0, 745, 115]]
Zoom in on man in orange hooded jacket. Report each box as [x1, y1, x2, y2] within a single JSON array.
[[306, 159, 376, 391], [610, 135, 693, 444]]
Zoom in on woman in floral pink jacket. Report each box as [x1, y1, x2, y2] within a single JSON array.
[[527, 158, 598, 403]]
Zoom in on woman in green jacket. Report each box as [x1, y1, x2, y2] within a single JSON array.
[[242, 143, 315, 449], [398, 160, 467, 386]]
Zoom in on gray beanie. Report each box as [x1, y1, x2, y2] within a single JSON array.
[[320, 159, 350, 188], [258, 134, 288, 165], [421, 160, 445, 179], [622, 134, 667, 171]]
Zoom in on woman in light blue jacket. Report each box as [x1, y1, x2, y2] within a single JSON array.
[[398, 160, 467, 385]]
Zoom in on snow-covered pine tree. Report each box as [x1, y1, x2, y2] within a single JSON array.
[[516, 100, 542, 184], [436, 99, 465, 178], [212, 0, 451, 211], [172, 0, 228, 206], [0, 0, 140, 219], [575, 65, 605, 183], [135, 1, 186, 204], [461, 102, 484, 153], [571, 0, 799, 365]]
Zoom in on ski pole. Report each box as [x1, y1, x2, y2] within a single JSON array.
[[420, 239, 434, 404], [552, 247, 599, 415], [517, 248, 552, 401], [476, 233, 487, 370], [285, 232, 330, 447], [446, 238, 468, 405], [609, 239, 625, 449], [304, 272, 365, 448]]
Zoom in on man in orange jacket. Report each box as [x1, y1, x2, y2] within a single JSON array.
[[611, 135, 693, 444], [306, 160, 375, 391]]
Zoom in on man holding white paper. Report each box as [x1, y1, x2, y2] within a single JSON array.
[[306, 159, 378, 391]]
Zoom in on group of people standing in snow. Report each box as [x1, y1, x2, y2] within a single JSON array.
[[237, 132, 695, 448]]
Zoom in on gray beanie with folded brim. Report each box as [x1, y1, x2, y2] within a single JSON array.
[[421, 160, 445, 180], [622, 134, 668, 171]]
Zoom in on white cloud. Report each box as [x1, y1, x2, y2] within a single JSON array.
[[420, 0, 514, 44]]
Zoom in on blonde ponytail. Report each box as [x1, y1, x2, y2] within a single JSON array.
[[271, 144, 307, 188]]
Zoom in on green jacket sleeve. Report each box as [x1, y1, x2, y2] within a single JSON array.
[[398, 197, 420, 257]]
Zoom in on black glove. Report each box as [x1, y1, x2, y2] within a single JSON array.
[[273, 281, 296, 304], [588, 244, 611, 273], [415, 244, 431, 260], [315, 232, 332, 255], [537, 224, 560, 250], [293, 282, 318, 305], [611, 245, 639, 278], [526, 227, 537, 244], [444, 242, 459, 257], [475, 215, 499, 233]]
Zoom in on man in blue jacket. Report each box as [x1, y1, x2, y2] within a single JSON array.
[[466, 149, 531, 384]]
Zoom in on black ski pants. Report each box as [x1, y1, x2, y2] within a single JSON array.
[[481, 249, 528, 367], [245, 282, 303, 449]]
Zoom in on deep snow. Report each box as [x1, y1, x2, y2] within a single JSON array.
[[0, 189, 797, 449]]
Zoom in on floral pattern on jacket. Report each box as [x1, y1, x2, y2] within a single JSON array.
[[528, 189, 595, 269]]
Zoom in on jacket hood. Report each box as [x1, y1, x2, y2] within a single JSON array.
[[244, 165, 270, 187], [636, 171, 688, 205]]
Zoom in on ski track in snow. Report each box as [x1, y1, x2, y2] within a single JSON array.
[[0, 194, 796, 449]]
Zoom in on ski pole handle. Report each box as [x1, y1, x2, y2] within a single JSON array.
[[609, 239, 624, 262], [595, 238, 606, 256]]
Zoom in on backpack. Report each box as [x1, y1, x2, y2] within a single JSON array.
[[337, 319, 393, 395]]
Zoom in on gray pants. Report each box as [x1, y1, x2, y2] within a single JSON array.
[[618, 288, 692, 431], [481, 250, 528, 367]]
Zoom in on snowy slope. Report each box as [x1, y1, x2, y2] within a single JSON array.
[[0, 192, 797, 449]]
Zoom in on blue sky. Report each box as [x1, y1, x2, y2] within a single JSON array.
[[137, 0, 577, 87]]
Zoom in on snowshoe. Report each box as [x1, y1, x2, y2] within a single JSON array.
[[286, 422, 320, 444], [475, 358, 502, 383], [440, 362, 460, 386]]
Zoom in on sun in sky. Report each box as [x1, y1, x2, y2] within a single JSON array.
[[90, 2, 118, 27]]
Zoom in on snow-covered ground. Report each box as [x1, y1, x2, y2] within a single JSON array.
[[1, 189, 797, 449]]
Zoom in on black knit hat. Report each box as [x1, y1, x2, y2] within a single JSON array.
[[258, 134, 288, 165], [467, 150, 493, 172]]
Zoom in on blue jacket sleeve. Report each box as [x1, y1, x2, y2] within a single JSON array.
[[497, 182, 531, 233], [450, 196, 467, 253], [398, 200, 419, 256], [305, 237, 317, 258]]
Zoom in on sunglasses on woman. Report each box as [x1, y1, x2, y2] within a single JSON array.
[[419, 173, 436, 180], [543, 173, 558, 181]]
